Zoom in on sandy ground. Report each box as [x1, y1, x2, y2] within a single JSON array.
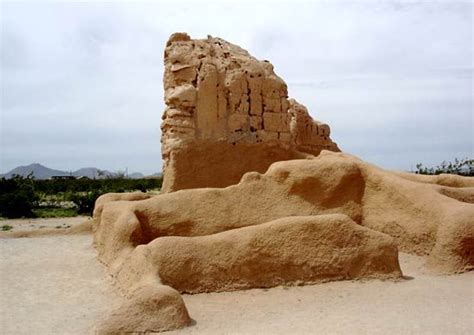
[[1, 216, 89, 232], [0, 220, 122, 334], [0, 218, 473, 334], [176, 253, 474, 335]]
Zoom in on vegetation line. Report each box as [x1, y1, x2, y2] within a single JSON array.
[[0, 174, 162, 219]]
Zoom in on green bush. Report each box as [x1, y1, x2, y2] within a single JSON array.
[[0, 175, 162, 218], [34, 178, 162, 195], [0, 174, 39, 218], [415, 158, 473, 176], [1, 224, 13, 231], [69, 191, 102, 216]]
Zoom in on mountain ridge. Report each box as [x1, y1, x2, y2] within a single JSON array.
[[0, 163, 157, 179]]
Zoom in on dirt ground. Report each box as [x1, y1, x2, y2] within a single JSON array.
[[0, 217, 473, 334], [1, 216, 88, 232]]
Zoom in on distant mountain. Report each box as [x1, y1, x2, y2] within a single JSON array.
[[0, 163, 69, 180], [0, 164, 151, 180]]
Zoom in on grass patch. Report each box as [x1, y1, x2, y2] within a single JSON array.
[[33, 207, 79, 218], [1, 224, 13, 231]]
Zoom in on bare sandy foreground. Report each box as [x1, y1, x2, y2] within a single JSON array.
[[0, 218, 473, 334]]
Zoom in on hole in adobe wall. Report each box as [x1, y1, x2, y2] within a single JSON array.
[[250, 126, 257, 132], [460, 237, 474, 264], [131, 211, 156, 246]]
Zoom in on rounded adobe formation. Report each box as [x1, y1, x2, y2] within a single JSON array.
[[95, 151, 474, 277], [117, 214, 401, 294], [95, 284, 191, 334]]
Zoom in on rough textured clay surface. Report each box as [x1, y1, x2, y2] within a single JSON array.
[[93, 151, 473, 331], [116, 215, 401, 294], [95, 151, 474, 279], [92, 33, 474, 333], [161, 33, 339, 192]]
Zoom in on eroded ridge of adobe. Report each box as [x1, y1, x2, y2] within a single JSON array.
[[161, 32, 339, 192]]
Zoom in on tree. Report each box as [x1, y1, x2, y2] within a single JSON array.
[[0, 174, 39, 218], [415, 158, 473, 176], [69, 191, 101, 216]]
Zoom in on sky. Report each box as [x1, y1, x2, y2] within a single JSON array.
[[1, 0, 472, 174]]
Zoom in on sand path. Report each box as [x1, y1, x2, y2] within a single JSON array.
[[0, 218, 473, 334]]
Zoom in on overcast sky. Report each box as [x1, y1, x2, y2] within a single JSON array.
[[1, 0, 472, 174]]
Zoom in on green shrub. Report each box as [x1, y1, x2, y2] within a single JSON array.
[[0, 174, 39, 218], [1, 224, 13, 231], [415, 158, 473, 176], [34, 177, 162, 195], [69, 191, 102, 216], [0, 175, 162, 218]]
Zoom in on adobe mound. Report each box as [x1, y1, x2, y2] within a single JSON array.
[[92, 33, 474, 333], [95, 285, 191, 334], [95, 151, 474, 275], [113, 214, 401, 294]]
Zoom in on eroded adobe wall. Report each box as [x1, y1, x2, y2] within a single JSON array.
[[161, 33, 339, 192]]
